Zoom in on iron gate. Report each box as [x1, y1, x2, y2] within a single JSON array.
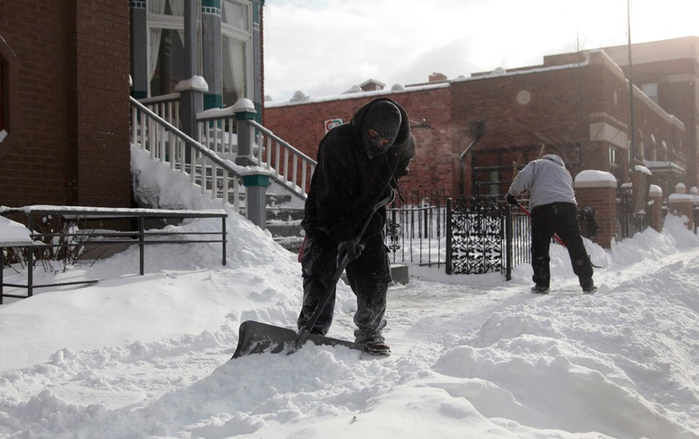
[[445, 197, 530, 279], [385, 194, 531, 279]]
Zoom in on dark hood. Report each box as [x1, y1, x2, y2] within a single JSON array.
[[350, 98, 411, 158]]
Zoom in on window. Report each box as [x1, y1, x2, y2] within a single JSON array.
[[222, 0, 252, 106], [641, 83, 658, 104], [148, 0, 187, 97], [145, 0, 253, 107]]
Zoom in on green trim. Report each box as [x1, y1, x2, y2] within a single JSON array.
[[204, 93, 223, 110], [202, 0, 222, 8], [253, 3, 260, 24], [254, 102, 262, 123], [131, 90, 148, 99], [130, 0, 146, 9], [243, 174, 271, 188]]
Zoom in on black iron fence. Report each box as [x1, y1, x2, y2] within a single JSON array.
[[616, 186, 652, 240], [384, 193, 531, 279], [385, 191, 448, 268]]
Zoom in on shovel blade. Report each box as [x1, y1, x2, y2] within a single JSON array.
[[232, 320, 363, 359]]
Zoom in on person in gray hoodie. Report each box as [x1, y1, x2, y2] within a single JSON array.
[[506, 153, 596, 294]]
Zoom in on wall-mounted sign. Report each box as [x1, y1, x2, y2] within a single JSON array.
[[324, 118, 343, 133]]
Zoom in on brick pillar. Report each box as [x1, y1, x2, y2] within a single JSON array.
[[668, 183, 695, 230], [648, 184, 664, 232], [574, 170, 618, 249]]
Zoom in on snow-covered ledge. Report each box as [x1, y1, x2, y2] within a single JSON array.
[[574, 170, 617, 249], [574, 170, 617, 188]]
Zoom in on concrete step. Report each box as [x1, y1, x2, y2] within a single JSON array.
[[267, 220, 303, 238], [266, 206, 305, 222]]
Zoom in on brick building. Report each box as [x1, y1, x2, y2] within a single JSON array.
[[0, 0, 264, 209], [0, 1, 131, 207], [264, 37, 698, 201]]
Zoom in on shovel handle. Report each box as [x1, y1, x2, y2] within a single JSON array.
[[295, 193, 394, 347]]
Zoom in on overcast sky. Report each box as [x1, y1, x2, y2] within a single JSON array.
[[261, 0, 699, 102]]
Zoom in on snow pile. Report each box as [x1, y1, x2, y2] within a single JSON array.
[[2, 196, 699, 437]]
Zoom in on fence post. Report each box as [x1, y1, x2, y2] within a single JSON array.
[[234, 98, 271, 229], [668, 183, 695, 231], [242, 173, 271, 230], [234, 98, 257, 167], [505, 205, 513, 281], [648, 184, 664, 232], [574, 170, 617, 248], [445, 198, 452, 275]]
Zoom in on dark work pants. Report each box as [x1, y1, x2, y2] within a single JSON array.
[[298, 233, 391, 343], [531, 202, 593, 288]]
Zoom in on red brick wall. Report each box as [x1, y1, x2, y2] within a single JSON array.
[[263, 52, 687, 205], [668, 194, 695, 230], [575, 181, 617, 249], [0, 0, 131, 208], [263, 86, 453, 197], [649, 190, 664, 232], [73, 0, 132, 207]]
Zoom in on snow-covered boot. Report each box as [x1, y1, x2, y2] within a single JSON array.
[[361, 338, 391, 356]]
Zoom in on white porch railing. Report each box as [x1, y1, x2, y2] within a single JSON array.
[[248, 119, 315, 201], [130, 96, 245, 213], [132, 95, 316, 226], [195, 102, 315, 202]]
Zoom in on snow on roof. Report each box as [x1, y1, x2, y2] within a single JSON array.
[[635, 165, 652, 175], [265, 82, 450, 108]]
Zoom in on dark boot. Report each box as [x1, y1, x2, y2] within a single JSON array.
[[581, 277, 596, 294]]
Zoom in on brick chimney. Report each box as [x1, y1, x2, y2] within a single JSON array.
[[429, 72, 447, 82]]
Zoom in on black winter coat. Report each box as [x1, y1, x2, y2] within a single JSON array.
[[301, 98, 415, 243]]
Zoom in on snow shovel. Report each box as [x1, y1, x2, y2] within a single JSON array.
[[232, 195, 392, 359]]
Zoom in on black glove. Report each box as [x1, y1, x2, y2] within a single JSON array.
[[337, 239, 365, 262], [505, 193, 518, 206]]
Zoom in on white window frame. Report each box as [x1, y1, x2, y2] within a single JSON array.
[[221, 0, 253, 103], [146, 3, 200, 97]]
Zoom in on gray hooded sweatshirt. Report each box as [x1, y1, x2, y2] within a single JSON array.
[[508, 154, 576, 209]]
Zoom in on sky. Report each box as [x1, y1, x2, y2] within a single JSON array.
[[1, 149, 699, 437], [262, 0, 699, 102]]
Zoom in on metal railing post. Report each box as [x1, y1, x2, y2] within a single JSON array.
[[445, 198, 453, 275], [505, 205, 513, 281], [139, 215, 145, 275]]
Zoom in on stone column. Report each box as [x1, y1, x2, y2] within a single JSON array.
[[574, 170, 618, 249], [129, 0, 148, 99]]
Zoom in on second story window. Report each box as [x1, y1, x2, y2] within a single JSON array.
[[642, 83, 658, 104]]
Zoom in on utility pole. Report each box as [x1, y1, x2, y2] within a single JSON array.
[[627, 0, 636, 176]]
